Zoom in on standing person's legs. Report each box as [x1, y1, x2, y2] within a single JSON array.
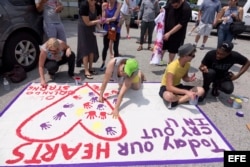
[[88, 53, 94, 72], [217, 27, 226, 48], [137, 21, 147, 51], [101, 35, 109, 70], [44, 22, 57, 39], [113, 33, 120, 57], [194, 21, 206, 47], [200, 24, 213, 50], [147, 21, 155, 50], [167, 40, 182, 64], [224, 30, 234, 44], [55, 23, 67, 43], [83, 55, 91, 79], [125, 15, 131, 38], [109, 40, 114, 58]]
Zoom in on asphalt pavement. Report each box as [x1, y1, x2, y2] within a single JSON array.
[[0, 19, 250, 167]]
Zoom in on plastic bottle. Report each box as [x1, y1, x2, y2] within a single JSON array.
[[3, 77, 10, 91]]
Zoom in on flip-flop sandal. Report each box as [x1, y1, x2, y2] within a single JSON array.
[[85, 74, 93, 79], [148, 47, 153, 51], [89, 70, 98, 75], [137, 46, 143, 51]]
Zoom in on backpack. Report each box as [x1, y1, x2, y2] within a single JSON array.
[[5, 65, 27, 83]]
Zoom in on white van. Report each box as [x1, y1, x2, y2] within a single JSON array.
[[197, 0, 250, 33]]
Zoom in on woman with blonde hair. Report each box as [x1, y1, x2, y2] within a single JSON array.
[[216, 0, 243, 48], [38, 38, 75, 87]]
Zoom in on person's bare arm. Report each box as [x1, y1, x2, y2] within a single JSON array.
[[199, 63, 208, 73], [232, 60, 250, 80], [38, 49, 47, 87], [106, 2, 122, 22], [82, 15, 101, 26], [111, 78, 131, 118], [99, 59, 116, 102], [55, 0, 64, 13], [59, 39, 71, 56], [166, 73, 188, 95], [35, 0, 48, 12]]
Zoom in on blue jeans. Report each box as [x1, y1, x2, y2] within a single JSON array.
[[217, 23, 234, 48]]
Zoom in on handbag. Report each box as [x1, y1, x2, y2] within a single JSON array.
[[230, 21, 246, 36], [5, 64, 27, 83], [107, 26, 116, 41]]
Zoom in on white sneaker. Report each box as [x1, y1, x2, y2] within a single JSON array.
[[188, 32, 192, 36], [200, 44, 205, 50]]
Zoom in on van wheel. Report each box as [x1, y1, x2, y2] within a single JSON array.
[[3, 32, 40, 72]]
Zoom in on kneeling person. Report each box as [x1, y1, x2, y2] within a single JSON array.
[[99, 57, 145, 118], [39, 38, 75, 87], [159, 43, 205, 108]]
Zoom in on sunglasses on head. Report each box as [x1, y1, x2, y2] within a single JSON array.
[[221, 43, 232, 52], [188, 53, 195, 58]]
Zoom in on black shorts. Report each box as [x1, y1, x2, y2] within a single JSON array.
[[162, 39, 184, 53], [159, 84, 194, 98]]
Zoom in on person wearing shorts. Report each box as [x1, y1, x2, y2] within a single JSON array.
[[159, 43, 204, 109], [35, 0, 67, 42], [162, 0, 191, 64], [99, 57, 146, 118], [193, 0, 221, 50], [119, 0, 137, 39]]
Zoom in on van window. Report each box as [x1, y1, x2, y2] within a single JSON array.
[[220, 0, 247, 7]]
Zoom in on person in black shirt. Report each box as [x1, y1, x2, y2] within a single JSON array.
[[163, 0, 191, 64], [199, 42, 250, 99]]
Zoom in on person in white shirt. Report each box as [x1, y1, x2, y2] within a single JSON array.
[[119, 0, 137, 39]]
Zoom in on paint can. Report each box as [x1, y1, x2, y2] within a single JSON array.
[[74, 76, 81, 85], [227, 96, 235, 106], [236, 111, 244, 117], [232, 98, 242, 109], [189, 95, 198, 105]]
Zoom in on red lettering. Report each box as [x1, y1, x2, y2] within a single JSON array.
[[5, 142, 32, 164], [61, 143, 82, 160], [62, 86, 70, 90], [96, 142, 110, 159], [40, 144, 59, 162], [81, 143, 93, 159], [24, 143, 43, 164]]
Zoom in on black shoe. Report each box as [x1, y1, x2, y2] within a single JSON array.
[[167, 101, 178, 109], [100, 63, 105, 71], [211, 87, 219, 97], [198, 96, 205, 102]]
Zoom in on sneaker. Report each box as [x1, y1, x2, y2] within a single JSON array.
[[126, 35, 131, 39], [200, 45, 205, 50], [167, 101, 178, 109], [156, 60, 164, 66], [188, 32, 192, 36], [100, 63, 105, 71]]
